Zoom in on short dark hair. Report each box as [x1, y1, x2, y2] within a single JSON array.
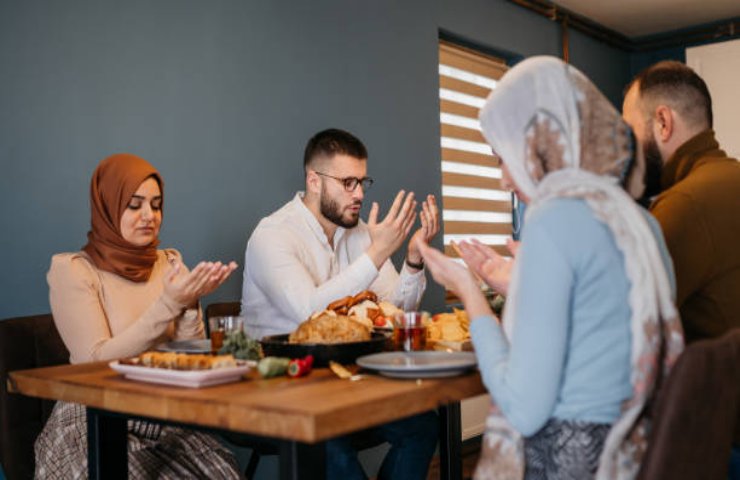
[[625, 61, 713, 129], [303, 128, 368, 172]]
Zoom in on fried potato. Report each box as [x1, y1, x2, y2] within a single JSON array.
[[427, 308, 471, 342], [441, 323, 466, 341]]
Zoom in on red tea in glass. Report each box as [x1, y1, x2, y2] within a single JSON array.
[[208, 316, 245, 354], [394, 326, 426, 351], [393, 312, 427, 351], [210, 330, 225, 353]]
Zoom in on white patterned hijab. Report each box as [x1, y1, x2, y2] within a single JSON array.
[[475, 56, 684, 480], [480, 56, 636, 197]]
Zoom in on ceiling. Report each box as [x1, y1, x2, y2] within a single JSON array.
[[554, 0, 740, 38]]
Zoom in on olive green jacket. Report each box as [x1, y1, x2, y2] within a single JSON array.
[[651, 130, 740, 343]]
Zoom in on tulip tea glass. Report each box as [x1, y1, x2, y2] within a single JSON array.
[[392, 312, 427, 352], [208, 316, 245, 354]]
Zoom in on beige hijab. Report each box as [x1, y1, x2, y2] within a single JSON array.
[[475, 56, 684, 479], [82, 153, 163, 282]]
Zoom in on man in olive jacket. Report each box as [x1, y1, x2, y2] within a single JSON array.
[[623, 60, 740, 344], [624, 61, 740, 477]]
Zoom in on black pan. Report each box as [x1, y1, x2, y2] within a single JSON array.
[[260, 332, 391, 367]]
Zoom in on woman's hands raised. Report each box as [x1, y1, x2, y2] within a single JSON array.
[[415, 238, 493, 319], [455, 238, 518, 296], [164, 259, 238, 308]]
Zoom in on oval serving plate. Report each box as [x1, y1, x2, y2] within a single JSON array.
[[260, 332, 390, 367]]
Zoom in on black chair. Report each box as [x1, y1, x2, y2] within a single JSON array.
[[637, 328, 740, 480], [205, 302, 278, 479], [0, 314, 69, 480]]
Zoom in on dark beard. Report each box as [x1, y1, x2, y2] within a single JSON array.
[[320, 192, 360, 228], [642, 134, 664, 202]]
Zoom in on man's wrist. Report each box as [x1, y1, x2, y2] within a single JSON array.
[[366, 244, 388, 270]]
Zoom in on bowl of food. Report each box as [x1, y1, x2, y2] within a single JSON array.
[[260, 332, 390, 367], [261, 293, 397, 366]]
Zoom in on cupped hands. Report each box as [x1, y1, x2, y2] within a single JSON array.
[[164, 259, 238, 308]]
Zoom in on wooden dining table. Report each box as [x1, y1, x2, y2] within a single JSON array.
[[8, 360, 485, 480]]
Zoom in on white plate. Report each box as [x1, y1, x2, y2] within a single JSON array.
[[109, 360, 251, 388], [356, 351, 477, 379], [156, 339, 212, 354]]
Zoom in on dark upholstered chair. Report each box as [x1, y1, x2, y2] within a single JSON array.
[[205, 301, 274, 478], [0, 314, 69, 480], [637, 328, 740, 480]]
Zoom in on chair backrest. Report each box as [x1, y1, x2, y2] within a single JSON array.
[[205, 301, 241, 320], [0, 314, 69, 480], [637, 328, 740, 480]]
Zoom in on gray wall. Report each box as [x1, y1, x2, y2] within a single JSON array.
[[0, 0, 631, 321]]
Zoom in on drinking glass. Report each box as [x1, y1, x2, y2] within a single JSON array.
[[392, 312, 427, 352], [208, 316, 245, 354]]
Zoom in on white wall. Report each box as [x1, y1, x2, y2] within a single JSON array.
[[687, 38, 740, 159]]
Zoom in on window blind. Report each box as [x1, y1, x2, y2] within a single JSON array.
[[439, 42, 511, 265]]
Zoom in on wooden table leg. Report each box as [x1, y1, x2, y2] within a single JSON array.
[[439, 402, 463, 480], [279, 440, 326, 480], [87, 407, 127, 480]]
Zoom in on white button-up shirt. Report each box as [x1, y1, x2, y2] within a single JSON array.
[[241, 193, 426, 339]]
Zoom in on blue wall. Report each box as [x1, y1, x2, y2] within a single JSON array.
[[0, 0, 631, 321], [630, 46, 686, 78], [629, 17, 740, 79]]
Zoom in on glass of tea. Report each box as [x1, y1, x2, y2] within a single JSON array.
[[393, 312, 427, 352], [208, 316, 245, 354]]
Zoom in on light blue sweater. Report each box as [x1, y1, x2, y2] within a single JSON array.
[[471, 198, 674, 437]]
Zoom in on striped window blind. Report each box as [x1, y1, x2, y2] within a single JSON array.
[[439, 42, 512, 275]]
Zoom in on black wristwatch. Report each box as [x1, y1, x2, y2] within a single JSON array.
[[406, 258, 424, 270]]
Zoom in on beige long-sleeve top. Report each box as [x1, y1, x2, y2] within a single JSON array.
[[48, 249, 204, 364]]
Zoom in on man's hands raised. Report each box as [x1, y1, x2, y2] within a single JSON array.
[[366, 190, 417, 269], [406, 194, 440, 269]]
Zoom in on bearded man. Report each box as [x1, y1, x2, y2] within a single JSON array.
[[241, 128, 438, 340], [622, 61, 740, 344], [240, 128, 440, 480]]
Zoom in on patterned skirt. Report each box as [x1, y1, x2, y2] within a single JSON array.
[[524, 418, 611, 480], [35, 401, 240, 479]]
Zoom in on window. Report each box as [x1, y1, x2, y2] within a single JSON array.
[[438, 42, 511, 296]]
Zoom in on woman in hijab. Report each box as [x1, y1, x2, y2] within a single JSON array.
[[417, 57, 684, 479], [35, 153, 240, 479]]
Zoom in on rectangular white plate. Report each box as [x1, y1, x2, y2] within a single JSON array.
[[109, 360, 252, 388]]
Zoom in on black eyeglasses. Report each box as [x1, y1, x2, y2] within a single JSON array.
[[315, 172, 374, 192]]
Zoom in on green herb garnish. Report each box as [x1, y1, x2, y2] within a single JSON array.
[[218, 330, 262, 360]]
